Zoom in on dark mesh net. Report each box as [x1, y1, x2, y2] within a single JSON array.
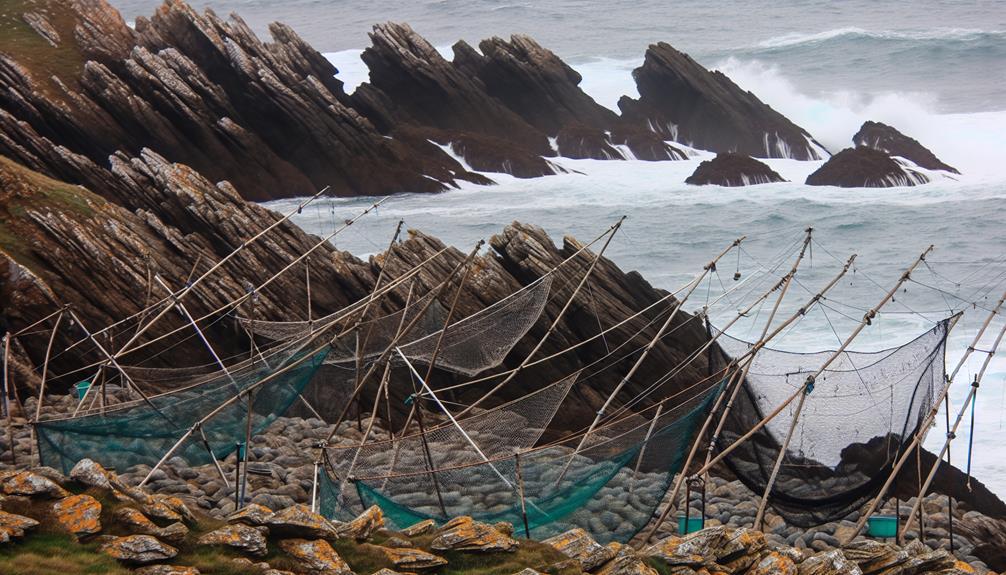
[[36, 346, 331, 474], [320, 382, 720, 543], [711, 319, 950, 527]]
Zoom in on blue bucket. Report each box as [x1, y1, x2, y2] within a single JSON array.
[[74, 380, 91, 400], [677, 514, 705, 534], [867, 515, 898, 538]]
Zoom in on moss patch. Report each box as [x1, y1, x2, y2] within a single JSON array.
[[0, 0, 90, 100]]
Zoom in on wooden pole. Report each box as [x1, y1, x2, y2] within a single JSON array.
[[34, 310, 64, 422], [898, 315, 1006, 538], [454, 216, 626, 419], [749, 246, 936, 527], [306, 257, 313, 329], [843, 287, 1006, 544], [516, 450, 530, 538], [407, 369, 448, 516], [629, 404, 664, 493], [555, 236, 745, 485], [3, 334, 15, 467], [240, 391, 254, 509]]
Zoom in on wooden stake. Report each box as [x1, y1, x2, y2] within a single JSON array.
[[516, 450, 530, 538], [629, 404, 663, 493], [556, 235, 745, 485], [3, 334, 16, 467], [751, 246, 936, 528]]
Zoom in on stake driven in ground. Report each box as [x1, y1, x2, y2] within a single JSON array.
[[706, 245, 936, 528], [451, 216, 626, 419], [897, 306, 1006, 538], [844, 286, 1006, 543], [553, 235, 746, 486], [642, 250, 854, 544]]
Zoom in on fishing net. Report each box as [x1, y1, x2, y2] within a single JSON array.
[[320, 381, 720, 543], [711, 318, 950, 527], [36, 346, 331, 474], [240, 277, 552, 376]]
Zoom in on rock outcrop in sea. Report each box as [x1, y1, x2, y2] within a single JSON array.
[[617, 42, 828, 161], [685, 153, 787, 186], [853, 121, 960, 174], [806, 147, 931, 188]]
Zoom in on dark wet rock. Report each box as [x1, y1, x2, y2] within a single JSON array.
[[608, 128, 688, 161], [805, 147, 929, 188], [555, 124, 624, 160], [618, 42, 826, 160], [853, 121, 959, 174], [685, 153, 787, 186]]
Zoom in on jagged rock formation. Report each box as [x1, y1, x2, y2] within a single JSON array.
[[685, 153, 786, 186], [806, 147, 930, 188], [853, 121, 960, 174], [618, 43, 828, 161]]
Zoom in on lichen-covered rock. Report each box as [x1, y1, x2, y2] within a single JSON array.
[[228, 503, 274, 526], [840, 539, 910, 574], [0, 509, 40, 542], [278, 538, 353, 574], [69, 458, 114, 490], [147, 495, 195, 523], [0, 470, 69, 498], [749, 551, 798, 575], [374, 544, 449, 570], [52, 493, 102, 537], [134, 566, 201, 575], [266, 504, 341, 540], [113, 507, 188, 543], [338, 505, 383, 541], [101, 534, 178, 565], [430, 516, 519, 553], [198, 523, 269, 557], [401, 519, 436, 537], [595, 545, 659, 575], [799, 549, 863, 575], [542, 528, 616, 571]]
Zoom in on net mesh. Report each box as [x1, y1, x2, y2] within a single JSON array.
[[36, 346, 331, 474], [711, 319, 949, 527], [240, 277, 552, 376], [320, 382, 720, 543]]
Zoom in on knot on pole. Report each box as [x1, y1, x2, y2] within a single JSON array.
[[804, 375, 816, 394], [972, 378, 980, 389], [864, 309, 877, 325], [947, 431, 956, 440]]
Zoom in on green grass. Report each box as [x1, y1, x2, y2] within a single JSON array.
[[0, 532, 131, 575], [0, 0, 90, 100]]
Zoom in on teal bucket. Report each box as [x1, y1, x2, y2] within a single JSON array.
[[867, 515, 898, 538], [74, 380, 91, 400], [677, 514, 705, 534]]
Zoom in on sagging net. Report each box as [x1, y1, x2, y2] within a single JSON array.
[[321, 381, 721, 543], [240, 277, 553, 376], [36, 344, 331, 474], [322, 370, 579, 516], [711, 318, 950, 527]]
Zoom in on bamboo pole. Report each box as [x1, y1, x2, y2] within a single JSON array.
[[33, 309, 65, 422], [897, 313, 1006, 538], [453, 216, 626, 418], [516, 450, 530, 538], [747, 246, 936, 527], [694, 248, 931, 480], [3, 334, 15, 467], [843, 287, 1006, 544], [555, 235, 745, 485], [629, 404, 663, 493], [643, 238, 838, 544]]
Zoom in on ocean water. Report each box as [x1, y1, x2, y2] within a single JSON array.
[[117, 1, 1006, 496]]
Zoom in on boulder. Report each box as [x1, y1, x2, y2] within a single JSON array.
[[542, 528, 616, 571], [805, 147, 929, 188], [373, 544, 449, 570], [228, 503, 274, 527], [134, 566, 201, 575], [618, 42, 826, 160], [853, 121, 959, 174], [799, 549, 863, 575], [114, 507, 188, 543], [51, 493, 103, 537], [685, 153, 786, 186], [101, 534, 179, 565], [401, 519, 436, 537], [595, 545, 659, 575], [338, 505, 384, 541], [0, 470, 69, 498], [278, 538, 353, 574], [69, 458, 114, 489], [749, 551, 798, 575], [646, 526, 766, 570], [198, 523, 269, 557], [430, 516, 519, 553], [0, 509, 40, 542], [840, 539, 910, 574], [266, 504, 341, 540]]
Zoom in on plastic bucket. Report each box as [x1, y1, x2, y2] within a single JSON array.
[[74, 380, 91, 400], [677, 514, 705, 534], [867, 515, 898, 538]]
